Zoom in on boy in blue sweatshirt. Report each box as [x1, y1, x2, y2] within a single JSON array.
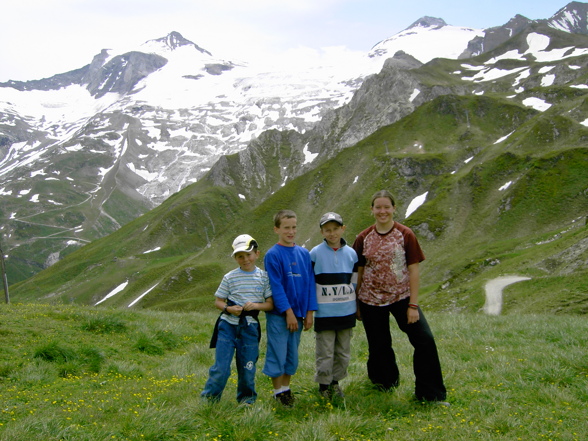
[[309, 212, 358, 399], [263, 209, 317, 406]]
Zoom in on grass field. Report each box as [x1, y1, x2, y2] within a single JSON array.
[[0, 303, 586, 441]]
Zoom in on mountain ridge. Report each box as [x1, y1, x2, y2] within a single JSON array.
[[1, 2, 587, 292]]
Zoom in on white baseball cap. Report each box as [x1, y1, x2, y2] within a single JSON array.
[[231, 234, 258, 256]]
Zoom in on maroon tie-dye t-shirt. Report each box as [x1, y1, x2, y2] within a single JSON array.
[[353, 223, 425, 306]]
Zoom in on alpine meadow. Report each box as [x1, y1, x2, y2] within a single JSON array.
[[1, 2, 587, 441]]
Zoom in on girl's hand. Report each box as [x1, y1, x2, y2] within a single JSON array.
[[407, 307, 419, 324]]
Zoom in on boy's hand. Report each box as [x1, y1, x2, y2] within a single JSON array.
[[230, 305, 244, 316], [243, 301, 256, 311], [286, 309, 298, 332], [303, 312, 314, 331]]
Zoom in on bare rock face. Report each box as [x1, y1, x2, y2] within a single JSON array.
[[459, 15, 534, 59], [548, 1, 588, 35], [85, 52, 168, 98]]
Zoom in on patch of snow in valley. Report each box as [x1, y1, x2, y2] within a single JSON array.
[[142, 247, 161, 254], [302, 144, 318, 164], [127, 163, 160, 182], [494, 131, 514, 144], [522, 97, 551, 111], [405, 191, 428, 218], [463, 66, 528, 83], [513, 69, 531, 86], [499, 181, 512, 191], [95, 280, 129, 305], [541, 74, 555, 87], [128, 283, 159, 307]]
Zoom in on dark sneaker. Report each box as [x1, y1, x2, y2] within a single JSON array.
[[319, 386, 332, 400], [274, 390, 295, 407], [330, 383, 345, 398]]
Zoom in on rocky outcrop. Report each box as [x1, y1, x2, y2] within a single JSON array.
[[85, 51, 168, 98], [459, 15, 534, 59]]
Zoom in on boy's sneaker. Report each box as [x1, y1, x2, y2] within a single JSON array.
[[319, 386, 332, 400], [274, 389, 295, 407], [330, 383, 345, 398]]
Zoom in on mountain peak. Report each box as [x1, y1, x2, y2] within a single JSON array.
[[406, 16, 447, 30], [142, 31, 213, 56], [548, 1, 588, 34]]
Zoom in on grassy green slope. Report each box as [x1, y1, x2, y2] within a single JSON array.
[[0, 303, 586, 440]]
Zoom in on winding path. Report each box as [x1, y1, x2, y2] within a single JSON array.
[[483, 276, 531, 315]]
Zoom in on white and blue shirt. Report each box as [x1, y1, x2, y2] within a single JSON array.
[[215, 266, 272, 325], [309, 239, 358, 331]]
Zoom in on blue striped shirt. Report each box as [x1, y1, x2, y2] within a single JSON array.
[[215, 266, 272, 325]]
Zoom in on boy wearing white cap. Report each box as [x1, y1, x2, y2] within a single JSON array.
[[201, 234, 273, 404], [310, 212, 358, 400]]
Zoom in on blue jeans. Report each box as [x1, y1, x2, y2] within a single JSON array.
[[359, 299, 447, 401], [201, 318, 260, 404], [262, 313, 303, 378]]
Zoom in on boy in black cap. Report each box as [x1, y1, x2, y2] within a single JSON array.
[[309, 212, 358, 399]]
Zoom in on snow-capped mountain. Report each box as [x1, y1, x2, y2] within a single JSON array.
[[368, 16, 484, 62], [1, 2, 587, 283]]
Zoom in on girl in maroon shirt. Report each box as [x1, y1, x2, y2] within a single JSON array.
[[353, 190, 447, 403]]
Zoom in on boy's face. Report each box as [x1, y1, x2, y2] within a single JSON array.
[[233, 250, 259, 272], [274, 216, 297, 246], [320, 221, 345, 248]]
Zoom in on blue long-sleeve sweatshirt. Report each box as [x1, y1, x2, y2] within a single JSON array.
[[264, 243, 318, 318]]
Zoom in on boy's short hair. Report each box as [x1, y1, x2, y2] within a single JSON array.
[[273, 210, 297, 228], [231, 234, 258, 256], [319, 212, 344, 227]]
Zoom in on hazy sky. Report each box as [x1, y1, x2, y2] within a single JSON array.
[[0, 0, 569, 82]]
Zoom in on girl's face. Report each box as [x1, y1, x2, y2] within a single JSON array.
[[371, 197, 395, 226]]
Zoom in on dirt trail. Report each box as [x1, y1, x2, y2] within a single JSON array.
[[483, 276, 531, 315]]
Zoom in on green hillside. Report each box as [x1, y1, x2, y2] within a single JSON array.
[[8, 92, 588, 315]]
